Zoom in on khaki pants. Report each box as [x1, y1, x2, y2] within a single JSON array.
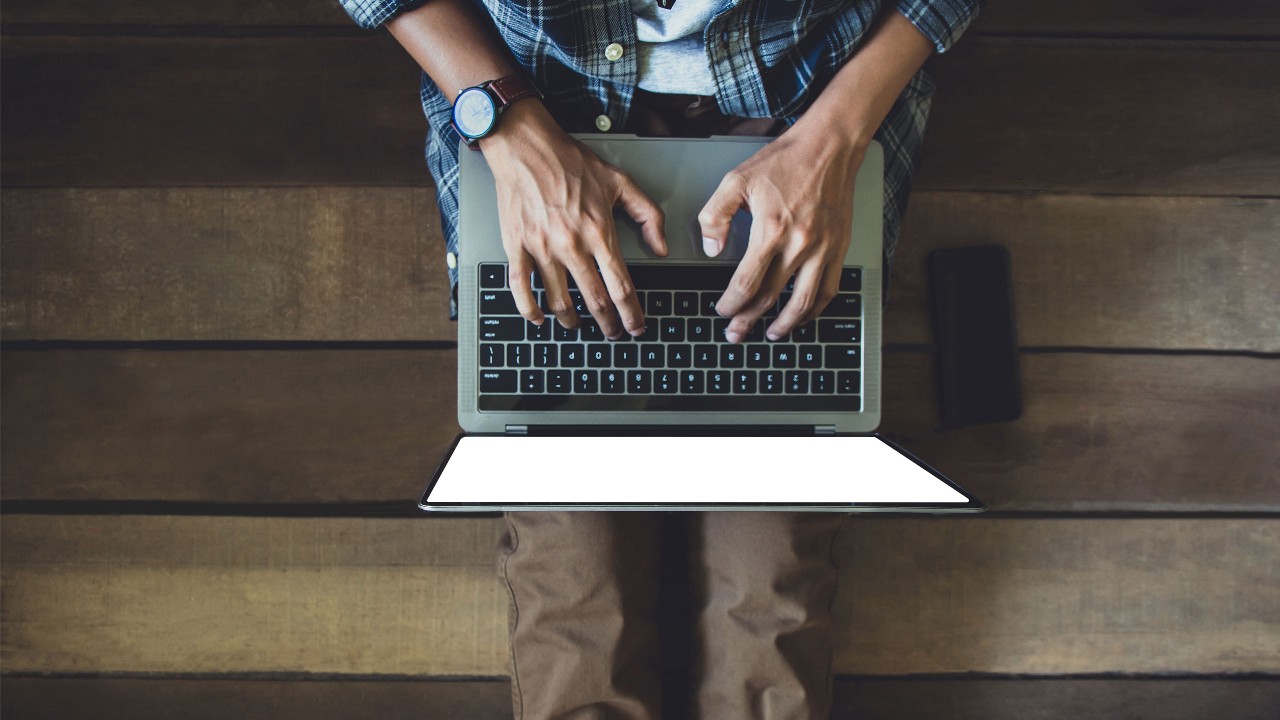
[[498, 511, 847, 720], [496, 93, 844, 720]]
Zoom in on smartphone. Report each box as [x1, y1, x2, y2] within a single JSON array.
[[928, 246, 1023, 428]]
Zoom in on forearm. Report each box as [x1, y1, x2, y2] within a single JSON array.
[[385, 0, 518, 103], [795, 10, 935, 150]]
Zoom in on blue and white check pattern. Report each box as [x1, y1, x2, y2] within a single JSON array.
[[339, 0, 979, 318]]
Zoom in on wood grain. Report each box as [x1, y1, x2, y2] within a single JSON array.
[[5, 189, 1275, 348], [3, 38, 1277, 195], [0, 188, 454, 341], [2, 350, 1277, 511], [3, 515, 1277, 675], [4, 677, 1280, 720]]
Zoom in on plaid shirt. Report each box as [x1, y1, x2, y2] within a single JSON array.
[[340, 0, 979, 318]]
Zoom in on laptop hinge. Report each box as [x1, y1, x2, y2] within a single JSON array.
[[505, 424, 529, 435], [814, 425, 837, 435]]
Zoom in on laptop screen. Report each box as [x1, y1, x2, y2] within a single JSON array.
[[423, 435, 980, 510]]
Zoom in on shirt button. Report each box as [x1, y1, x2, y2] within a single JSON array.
[[595, 114, 613, 132], [604, 42, 625, 62], [446, 251, 457, 269]]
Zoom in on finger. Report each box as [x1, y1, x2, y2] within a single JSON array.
[[769, 258, 823, 339], [697, 171, 745, 258], [716, 213, 780, 321], [723, 255, 792, 343], [566, 254, 624, 340], [507, 248, 544, 325], [799, 256, 844, 326], [595, 246, 646, 337], [615, 171, 668, 257], [537, 257, 579, 329]]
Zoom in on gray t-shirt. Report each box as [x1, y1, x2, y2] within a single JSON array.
[[632, 0, 719, 95]]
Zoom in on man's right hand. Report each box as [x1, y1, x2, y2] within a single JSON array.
[[480, 101, 668, 340]]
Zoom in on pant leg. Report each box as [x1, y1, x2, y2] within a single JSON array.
[[498, 511, 664, 720], [691, 511, 847, 720]]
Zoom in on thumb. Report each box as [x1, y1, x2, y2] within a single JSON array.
[[615, 171, 668, 256], [697, 173, 745, 258]]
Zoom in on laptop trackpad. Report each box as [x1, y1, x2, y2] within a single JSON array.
[[422, 435, 980, 511]]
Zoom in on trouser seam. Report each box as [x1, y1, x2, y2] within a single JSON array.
[[503, 514, 524, 720]]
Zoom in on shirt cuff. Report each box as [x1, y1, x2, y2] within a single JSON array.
[[895, 0, 981, 54], [339, 0, 431, 30]]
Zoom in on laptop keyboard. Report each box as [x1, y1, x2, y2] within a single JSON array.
[[476, 263, 862, 411]]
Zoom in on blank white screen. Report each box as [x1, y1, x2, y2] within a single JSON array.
[[429, 436, 969, 505]]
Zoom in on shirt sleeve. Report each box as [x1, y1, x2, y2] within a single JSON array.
[[339, 0, 431, 30], [895, 0, 981, 54]]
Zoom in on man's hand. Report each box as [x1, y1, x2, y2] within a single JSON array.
[[483, 101, 668, 340], [699, 130, 867, 342]]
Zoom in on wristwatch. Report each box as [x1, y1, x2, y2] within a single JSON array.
[[452, 73, 543, 149]]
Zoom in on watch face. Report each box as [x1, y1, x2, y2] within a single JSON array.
[[454, 88, 497, 139]]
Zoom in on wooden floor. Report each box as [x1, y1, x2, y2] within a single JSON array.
[[2, 1, 1278, 718]]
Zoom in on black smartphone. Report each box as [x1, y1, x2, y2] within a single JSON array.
[[928, 245, 1023, 428]]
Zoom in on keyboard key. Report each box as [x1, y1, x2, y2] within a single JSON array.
[[824, 345, 861, 368], [700, 292, 721, 317], [674, 292, 699, 316], [480, 370, 517, 393], [687, 318, 712, 343], [587, 344, 611, 368], [786, 370, 809, 394], [480, 264, 505, 289], [627, 370, 653, 394], [792, 321, 816, 342], [534, 343, 557, 368], [531, 270, 544, 290], [744, 321, 766, 342], [647, 291, 672, 316], [734, 370, 757, 394], [798, 345, 822, 369], [819, 319, 861, 343], [480, 343, 503, 367], [614, 344, 638, 368], [548, 369, 571, 393], [654, 370, 678, 394], [640, 344, 664, 368], [772, 345, 797, 368], [667, 344, 692, 368], [623, 264, 737, 290], [746, 345, 770, 368], [569, 290, 587, 316], [839, 267, 862, 291], [637, 318, 660, 342], [760, 370, 783, 394], [708, 370, 731, 394], [601, 370, 625, 394], [719, 345, 745, 368], [480, 317, 523, 341], [812, 370, 835, 394], [837, 371, 860, 394], [521, 369, 545, 393], [660, 318, 685, 342], [560, 343, 585, 368], [693, 344, 718, 368], [506, 343, 531, 368], [580, 319, 605, 342], [714, 318, 730, 340], [480, 290, 518, 315], [553, 321, 578, 341], [574, 370, 599, 393], [680, 370, 705, 394], [823, 293, 862, 318], [527, 320, 552, 341]]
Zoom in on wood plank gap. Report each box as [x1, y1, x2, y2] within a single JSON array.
[[0, 340, 457, 351], [959, 36, 1280, 51], [970, 32, 1280, 44], [0, 24, 369, 38]]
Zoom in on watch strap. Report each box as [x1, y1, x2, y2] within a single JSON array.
[[486, 73, 542, 106]]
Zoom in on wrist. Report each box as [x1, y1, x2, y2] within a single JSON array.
[[476, 98, 560, 157]]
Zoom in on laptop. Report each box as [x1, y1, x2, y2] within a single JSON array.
[[421, 135, 984, 513]]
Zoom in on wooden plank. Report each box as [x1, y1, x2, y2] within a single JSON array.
[[3, 350, 1277, 511], [4, 678, 1280, 720], [0, 188, 454, 342], [885, 193, 1280, 351], [3, 516, 1277, 675], [3, 38, 1277, 195], [3, 0, 1278, 38], [5, 190, 1276, 349], [0, 350, 459, 506]]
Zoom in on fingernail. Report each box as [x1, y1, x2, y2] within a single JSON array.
[[702, 236, 719, 257], [725, 329, 742, 343], [629, 327, 644, 337], [766, 331, 780, 341]]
